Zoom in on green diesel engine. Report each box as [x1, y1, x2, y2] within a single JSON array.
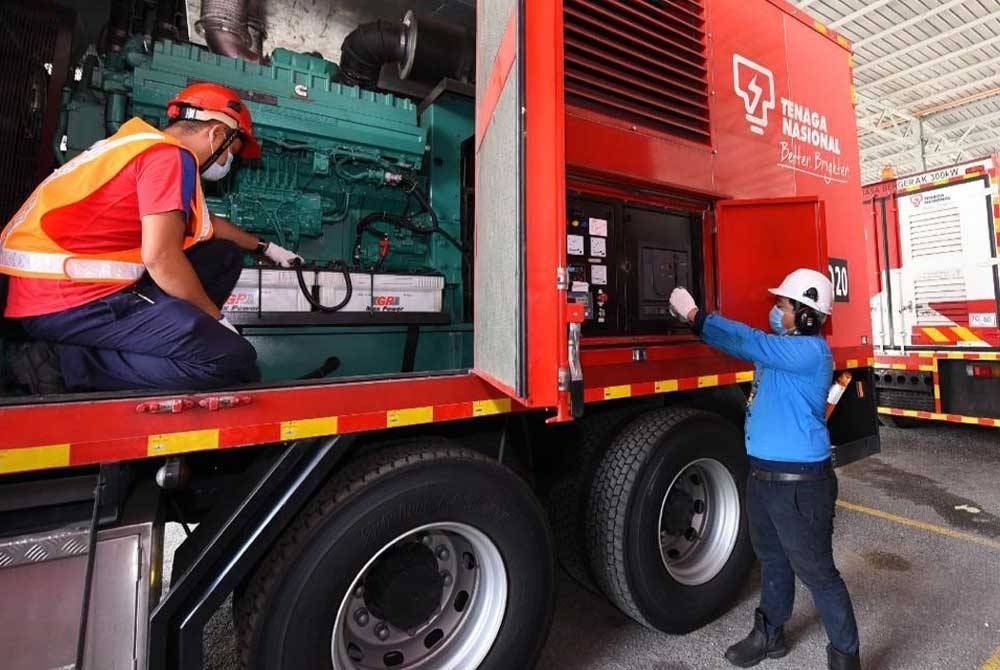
[[59, 38, 474, 381]]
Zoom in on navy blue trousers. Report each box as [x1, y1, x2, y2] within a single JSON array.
[[749, 472, 860, 655], [23, 239, 260, 392]]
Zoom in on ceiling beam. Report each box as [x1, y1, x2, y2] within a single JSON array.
[[829, 0, 895, 29], [871, 53, 1000, 101], [854, 10, 1000, 75], [857, 33, 1000, 92], [853, 0, 968, 49], [796, 0, 820, 9]]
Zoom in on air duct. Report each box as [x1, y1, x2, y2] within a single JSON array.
[[197, 0, 264, 63]]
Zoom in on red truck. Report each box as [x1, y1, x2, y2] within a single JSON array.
[[864, 156, 1000, 428], [0, 1, 877, 668]]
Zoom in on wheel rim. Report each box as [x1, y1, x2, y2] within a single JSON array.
[[657, 458, 741, 586], [332, 522, 508, 670]]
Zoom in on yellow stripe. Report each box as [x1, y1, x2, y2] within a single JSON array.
[[868, 357, 876, 366], [951, 326, 982, 342], [947, 351, 966, 359], [0, 444, 71, 474], [934, 386, 941, 399], [473, 398, 511, 417], [919, 365, 934, 372], [846, 359, 859, 369], [981, 645, 1000, 670], [655, 379, 679, 393], [836, 500, 1000, 552], [980, 353, 1000, 361], [891, 363, 907, 370], [933, 178, 951, 186], [923, 327, 950, 343], [874, 363, 890, 369], [281, 416, 338, 440], [387, 406, 434, 428], [813, 20, 828, 34], [735, 371, 754, 383], [840, 37, 852, 50], [148, 429, 218, 456], [697, 375, 720, 388], [603, 385, 632, 400]]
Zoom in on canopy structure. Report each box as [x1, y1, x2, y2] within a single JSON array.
[[798, 0, 1000, 183]]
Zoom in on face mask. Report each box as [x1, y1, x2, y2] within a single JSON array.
[[201, 128, 235, 182], [769, 305, 789, 335]]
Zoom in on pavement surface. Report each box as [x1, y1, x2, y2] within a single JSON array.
[[167, 421, 1000, 669]]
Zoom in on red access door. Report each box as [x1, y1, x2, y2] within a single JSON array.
[[715, 197, 829, 330], [473, 0, 568, 412]]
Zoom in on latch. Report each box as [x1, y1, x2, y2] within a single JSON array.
[[136, 399, 195, 414], [198, 394, 253, 411], [566, 302, 586, 418]]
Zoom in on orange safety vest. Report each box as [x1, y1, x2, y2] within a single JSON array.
[[0, 118, 213, 283]]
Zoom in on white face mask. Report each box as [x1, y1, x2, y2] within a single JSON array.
[[201, 128, 235, 182]]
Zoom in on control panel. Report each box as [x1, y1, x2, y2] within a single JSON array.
[[566, 195, 700, 335]]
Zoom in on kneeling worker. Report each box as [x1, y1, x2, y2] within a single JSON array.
[[1, 83, 300, 393], [669, 269, 860, 670]]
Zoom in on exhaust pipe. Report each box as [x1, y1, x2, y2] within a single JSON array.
[[197, 0, 264, 63]]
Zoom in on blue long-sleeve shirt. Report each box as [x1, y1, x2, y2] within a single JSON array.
[[697, 313, 833, 463]]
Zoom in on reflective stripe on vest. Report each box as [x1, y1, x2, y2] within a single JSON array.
[[0, 119, 212, 282]]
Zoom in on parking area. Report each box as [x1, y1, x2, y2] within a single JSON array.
[[184, 422, 1000, 670]]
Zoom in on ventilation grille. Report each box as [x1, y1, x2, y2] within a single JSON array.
[[563, 0, 710, 143], [908, 206, 963, 258]]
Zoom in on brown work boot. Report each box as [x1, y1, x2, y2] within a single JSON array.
[[724, 608, 788, 667]]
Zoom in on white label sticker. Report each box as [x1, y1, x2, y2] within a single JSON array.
[[590, 237, 607, 258], [589, 217, 608, 237], [970, 312, 998, 328], [571, 281, 590, 293], [567, 234, 585, 256], [591, 264, 608, 285]]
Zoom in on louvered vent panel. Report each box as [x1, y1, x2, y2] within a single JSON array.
[[564, 0, 710, 143]]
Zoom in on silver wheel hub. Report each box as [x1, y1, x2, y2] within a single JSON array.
[[332, 522, 507, 670], [658, 458, 741, 586]]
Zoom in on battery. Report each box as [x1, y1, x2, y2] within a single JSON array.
[[222, 268, 445, 315]]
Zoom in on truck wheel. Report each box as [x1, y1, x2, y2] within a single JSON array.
[[236, 443, 555, 670], [545, 405, 647, 591], [586, 407, 753, 633]]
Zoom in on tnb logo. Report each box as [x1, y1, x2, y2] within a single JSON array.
[[733, 54, 776, 136]]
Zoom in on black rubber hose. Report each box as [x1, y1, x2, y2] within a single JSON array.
[[338, 20, 407, 89], [293, 259, 353, 313]]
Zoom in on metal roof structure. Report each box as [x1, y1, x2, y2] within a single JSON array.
[[798, 0, 1000, 184]]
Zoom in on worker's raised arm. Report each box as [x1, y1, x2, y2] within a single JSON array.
[[140, 210, 222, 318], [696, 312, 826, 373]]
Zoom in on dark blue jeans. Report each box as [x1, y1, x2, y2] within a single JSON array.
[[23, 239, 260, 392], [748, 472, 860, 655]]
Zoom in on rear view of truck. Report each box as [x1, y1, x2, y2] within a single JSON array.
[[864, 157, 1000, 426]]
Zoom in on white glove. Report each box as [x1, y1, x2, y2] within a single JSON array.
[[669, 287, 698, 322], [263, 242, 302, 268], [218, 315, 239, 334]]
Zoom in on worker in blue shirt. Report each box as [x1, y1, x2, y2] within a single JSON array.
[[669, 268, 860, 670]]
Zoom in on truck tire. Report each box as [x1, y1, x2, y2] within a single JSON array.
[[586, 407, 753, 633], [545, 405, 647, 591], [236, 442, 555, 670]]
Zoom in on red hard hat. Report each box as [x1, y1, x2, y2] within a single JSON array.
[[166, 82, 261, 159]]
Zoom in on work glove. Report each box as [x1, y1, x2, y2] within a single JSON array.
[[218, 314, 240, 334], [263, 242, 302, 268], [669, 287, 698, 323]]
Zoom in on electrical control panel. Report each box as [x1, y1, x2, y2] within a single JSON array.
[[567, 195, 700, 335]]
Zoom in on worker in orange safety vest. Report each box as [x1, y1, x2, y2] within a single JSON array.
[[0, 82, 300, 393]]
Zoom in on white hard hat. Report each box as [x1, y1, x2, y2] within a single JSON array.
[[768, 268, 833, 315]]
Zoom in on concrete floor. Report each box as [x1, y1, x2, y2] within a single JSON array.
[[168, 421, 1000, 669]]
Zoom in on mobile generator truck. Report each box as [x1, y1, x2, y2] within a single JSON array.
[[0, 1, 878, 668], [864, 157, 1000, 428]]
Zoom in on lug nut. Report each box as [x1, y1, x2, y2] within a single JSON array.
[[441, 571, 453, 586], [354, 585, 365, 599], [354, 608, 370, 626], [420, 535, 432, 546], [375, 623, 390, 641], [436, 545, 450, 561]]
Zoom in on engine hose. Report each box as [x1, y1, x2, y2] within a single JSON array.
[[292, 259, 353, 313]]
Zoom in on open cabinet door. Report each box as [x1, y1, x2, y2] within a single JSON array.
[[473, 0, 568, 413], [715, 197, 828, 330]]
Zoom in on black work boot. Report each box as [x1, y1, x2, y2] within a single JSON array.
[[827, 644, 861, 670], [724, 608, 788, 667], [10, 341, 66, 395]]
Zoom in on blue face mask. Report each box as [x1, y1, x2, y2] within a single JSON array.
[[769, 305, 788, 335]]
